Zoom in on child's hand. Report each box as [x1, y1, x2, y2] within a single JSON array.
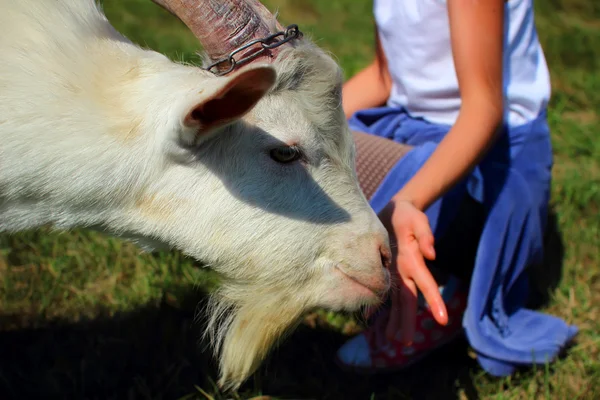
[[378, 198, 448, 344]]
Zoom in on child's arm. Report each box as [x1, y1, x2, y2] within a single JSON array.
[[384, 0, 506, 343], [395, 0, 505, 209], [342, 32, 392, 119]]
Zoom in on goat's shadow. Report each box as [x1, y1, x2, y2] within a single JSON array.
[[0, 210, 565, 400]]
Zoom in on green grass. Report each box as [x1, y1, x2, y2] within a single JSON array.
[[0, 0, 598, 398]]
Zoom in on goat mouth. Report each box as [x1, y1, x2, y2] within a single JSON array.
[[334, 265, 388, 299]]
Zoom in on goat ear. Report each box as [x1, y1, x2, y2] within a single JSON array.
[[183, 65, 276, 133]]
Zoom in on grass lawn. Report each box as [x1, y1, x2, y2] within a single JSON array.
[[0, 0, 598, 398]]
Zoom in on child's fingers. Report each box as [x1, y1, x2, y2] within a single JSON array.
[[412, 263, 448, 325], [414, 216, 436, 261], [386, 276, 417, 344]]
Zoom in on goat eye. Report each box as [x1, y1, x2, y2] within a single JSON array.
[[269, 146, 302, 164]]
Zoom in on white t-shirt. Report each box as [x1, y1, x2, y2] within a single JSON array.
[[374, 0, 551, 127]]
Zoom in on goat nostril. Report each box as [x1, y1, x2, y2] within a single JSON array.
[[379, 245, 392, 270]]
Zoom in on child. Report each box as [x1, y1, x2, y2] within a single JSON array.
[[336, 0, 578, 376]]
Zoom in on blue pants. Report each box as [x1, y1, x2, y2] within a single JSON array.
[[349, 106, 578, 376]]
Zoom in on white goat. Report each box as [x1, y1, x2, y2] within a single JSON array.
[[0, 0, 391, 390]]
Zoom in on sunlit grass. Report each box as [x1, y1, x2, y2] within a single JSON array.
[[0, 0, 598, 398]]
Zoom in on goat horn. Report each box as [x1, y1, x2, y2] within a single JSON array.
[[152, 0, 293, 74]]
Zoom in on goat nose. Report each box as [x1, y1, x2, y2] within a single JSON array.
[[379, 243, 392, 270]]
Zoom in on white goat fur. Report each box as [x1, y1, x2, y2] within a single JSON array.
[[0, 0, 391, 389]]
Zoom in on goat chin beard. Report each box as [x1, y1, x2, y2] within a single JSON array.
[[203, 282, 309, 391]]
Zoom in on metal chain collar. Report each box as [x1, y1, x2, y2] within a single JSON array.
[[204, 24, 303, 76]]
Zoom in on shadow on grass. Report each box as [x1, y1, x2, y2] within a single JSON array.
[[0, 289, 218, 400], [0, 209, 566, 400], [0, 292, 480, 400], [254, 327, 480, 400], [527, 210, 566, 310]]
